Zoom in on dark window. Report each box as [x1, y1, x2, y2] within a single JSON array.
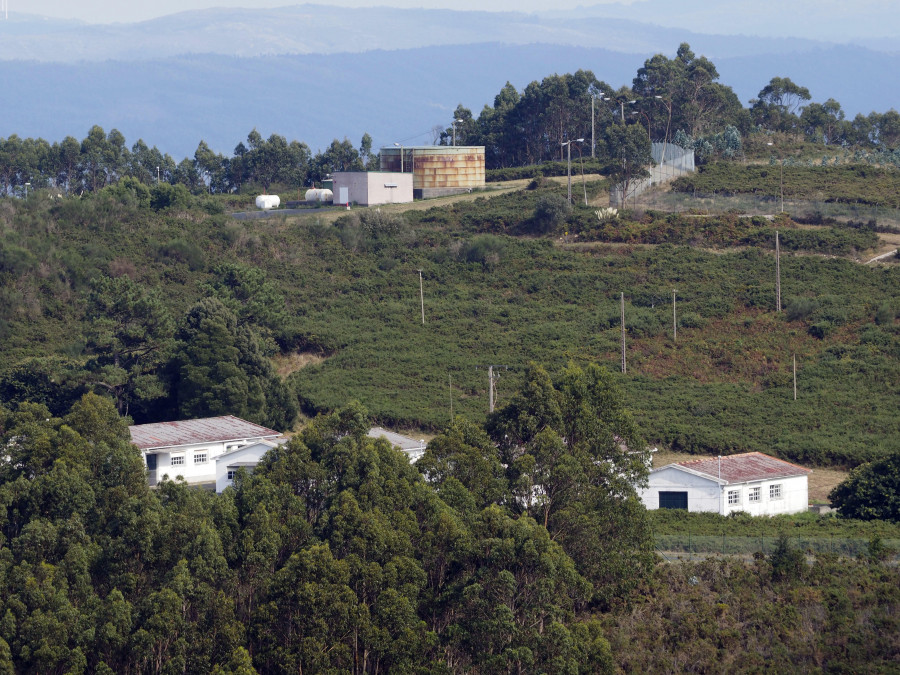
[[146, 454, 157, 471], [659, 491, 688, 510]]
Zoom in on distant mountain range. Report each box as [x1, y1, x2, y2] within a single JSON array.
[[1, 4, 898, 159]]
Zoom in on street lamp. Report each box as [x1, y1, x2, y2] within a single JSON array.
[[156, 166, 160, 184], [24, 182, 30, 201], [654, 95, 673, 161], [393, 142, 404, 172], [452, 118, 463, 146], [562, 138, 584, 205], [619, 99, 636, 126], [631, 110, 652, 142], [590, 93, 607, 158]]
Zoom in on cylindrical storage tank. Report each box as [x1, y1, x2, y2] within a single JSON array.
[[305, 188, 333, 203], [255, 195, 280, 210]]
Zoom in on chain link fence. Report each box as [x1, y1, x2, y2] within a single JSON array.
[[655, 534, 900, 563]]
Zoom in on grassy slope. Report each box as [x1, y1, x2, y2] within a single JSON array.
[[1, 180, 898, 470]]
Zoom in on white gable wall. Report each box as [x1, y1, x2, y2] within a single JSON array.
[[641, 466, 721, 512], [214, 443, 273, 493]]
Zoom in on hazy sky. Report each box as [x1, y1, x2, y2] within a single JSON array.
[[21, 0, 618, 24]]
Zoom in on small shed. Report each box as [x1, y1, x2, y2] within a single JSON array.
[[367, 427, 427, 463], [331, 171, 413, 206], [640, 452, 811, 516]]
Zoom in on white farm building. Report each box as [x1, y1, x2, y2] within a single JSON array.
[[129, 416, 282, 489], [640, 452, 811, 516]]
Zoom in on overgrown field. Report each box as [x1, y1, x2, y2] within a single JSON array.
[[0, 182, 898, 467]]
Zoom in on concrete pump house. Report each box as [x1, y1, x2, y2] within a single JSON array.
[[640, 452, 811, 516]]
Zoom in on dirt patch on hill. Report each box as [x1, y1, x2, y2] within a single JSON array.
[[273, 351, 327, 378]]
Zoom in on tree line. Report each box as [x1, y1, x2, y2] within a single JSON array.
[[0, 361, 650, 673], [4, 43, 900, 198]]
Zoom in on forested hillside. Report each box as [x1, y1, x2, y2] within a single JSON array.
[[2, 43, 900, 673]]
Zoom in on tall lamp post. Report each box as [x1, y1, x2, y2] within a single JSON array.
[[590, 93, 607, 158], [562, 138, 584, 205], [619, 99, 636, 126], [631, 110, 652, 142], [24, 182, 31, 201], [393, 142, 404, 172], [452, 118, 463, 146], [654, 95, 673, 162]]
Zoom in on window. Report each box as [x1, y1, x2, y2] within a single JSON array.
[[171, 455, 185, 466], [770, 484, 783, 500], [227, 470, 236, 480], [727, 490, 740, 506], [194, 452, 208, 464], [659, 491, 688, 510], [748, 487, 761, 503]]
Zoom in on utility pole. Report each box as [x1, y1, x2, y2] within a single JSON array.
[[793, 354, 797, 401], [489, 366, 495, 413], [477, 365, 509, 413], [673, 289, 677, 343], [775, 231, 782, 313], [417, 269, 425, 324], [621, 292, 627, 374]]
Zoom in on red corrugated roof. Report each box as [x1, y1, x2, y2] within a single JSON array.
[[673, 452, 811, 484], [129, 416, 280, 451]]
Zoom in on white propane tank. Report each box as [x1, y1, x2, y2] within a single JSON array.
[[304, 188, 334, 203], [255, 195, 280, 210]]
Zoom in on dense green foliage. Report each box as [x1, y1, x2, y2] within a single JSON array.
[[829, 454, 900, 522], [1, 396, 897, 672], [0, 394, 634, 673], [603, 556, 900, 672]]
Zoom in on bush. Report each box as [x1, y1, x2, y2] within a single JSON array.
[[531, 194, 571, 234], [830, 455, 900, 521]]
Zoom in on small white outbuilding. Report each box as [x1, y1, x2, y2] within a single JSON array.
[[640, 452, 811, 516]]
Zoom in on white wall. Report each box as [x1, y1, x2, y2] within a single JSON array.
[[331, 172, 413, 206], [641, 466, 721, 513], [146, 439, 255, 486], [721, 475, 808, 516]]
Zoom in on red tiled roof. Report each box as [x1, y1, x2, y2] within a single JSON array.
[[129, 416, 280, 451], [672, 452, 811, 484]]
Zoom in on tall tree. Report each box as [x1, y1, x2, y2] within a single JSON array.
[[84, 274, 174, 418]]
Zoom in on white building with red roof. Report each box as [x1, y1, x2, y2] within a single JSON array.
[[129, 416, 282, 488], [640, 452, 811, 516]]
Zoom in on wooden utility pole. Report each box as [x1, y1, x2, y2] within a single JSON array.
[[775, 231, 782, 313], [793, 354, 797, 401], [489, 366, 495, 413], [417, 269, 425, 324], [477, 365, 509, 413], [673, 289, 677, 343], [621, 292, 627, 374]]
